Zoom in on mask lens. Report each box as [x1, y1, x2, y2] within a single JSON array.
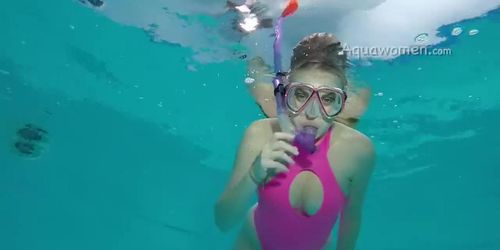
[[286, 85, 313, 112], [318, 89, 344, 117]]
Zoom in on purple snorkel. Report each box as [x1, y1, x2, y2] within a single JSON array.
[[272, 0, 317, 154]]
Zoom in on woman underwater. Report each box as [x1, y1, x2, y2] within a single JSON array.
[[214, 33, 376, 250]]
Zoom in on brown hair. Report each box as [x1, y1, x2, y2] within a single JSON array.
[[289, 32, 349, 85]]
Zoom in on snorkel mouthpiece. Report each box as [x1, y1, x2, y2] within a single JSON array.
[[273, 0, 316, 154], [294, 126, 317, 154]]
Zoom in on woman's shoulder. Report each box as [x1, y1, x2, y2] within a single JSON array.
[[330, 122, 375, 182], [331, 121, 374, 157]]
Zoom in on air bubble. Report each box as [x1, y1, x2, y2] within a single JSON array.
[[414, 33, 429, 44], [451, 27, 463, 36], [468, 29, 479, 36], [245, 77, 255, 85]]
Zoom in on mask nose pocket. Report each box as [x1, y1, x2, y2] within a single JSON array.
[[289, 169, 324, 217]]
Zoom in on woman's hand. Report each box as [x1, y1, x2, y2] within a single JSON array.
[[250, 132, 299, 184]]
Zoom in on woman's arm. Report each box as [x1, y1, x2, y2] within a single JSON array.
[[246, 57, 277, 117], [214, 119, 269, 232], [336, 138, 375, 250]]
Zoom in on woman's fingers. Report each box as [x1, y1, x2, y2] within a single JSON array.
[[257, 131, 301, 180], [271, 140, 299, 156], [272, 132, 295, 143], [269, 151, 295, 165], [263, 161, 289, 175]]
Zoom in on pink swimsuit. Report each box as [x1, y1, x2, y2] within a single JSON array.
[[254, 126, 346, 250]]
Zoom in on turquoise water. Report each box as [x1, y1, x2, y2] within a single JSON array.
[[1, 1, 499, 249]]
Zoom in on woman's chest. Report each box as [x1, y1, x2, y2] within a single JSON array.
[[288, 159, 350, 216]]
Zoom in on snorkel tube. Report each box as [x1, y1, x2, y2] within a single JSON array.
[[273, 0, 317, 154]]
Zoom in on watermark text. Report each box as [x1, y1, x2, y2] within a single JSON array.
[[342, 44, 452, 59]]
